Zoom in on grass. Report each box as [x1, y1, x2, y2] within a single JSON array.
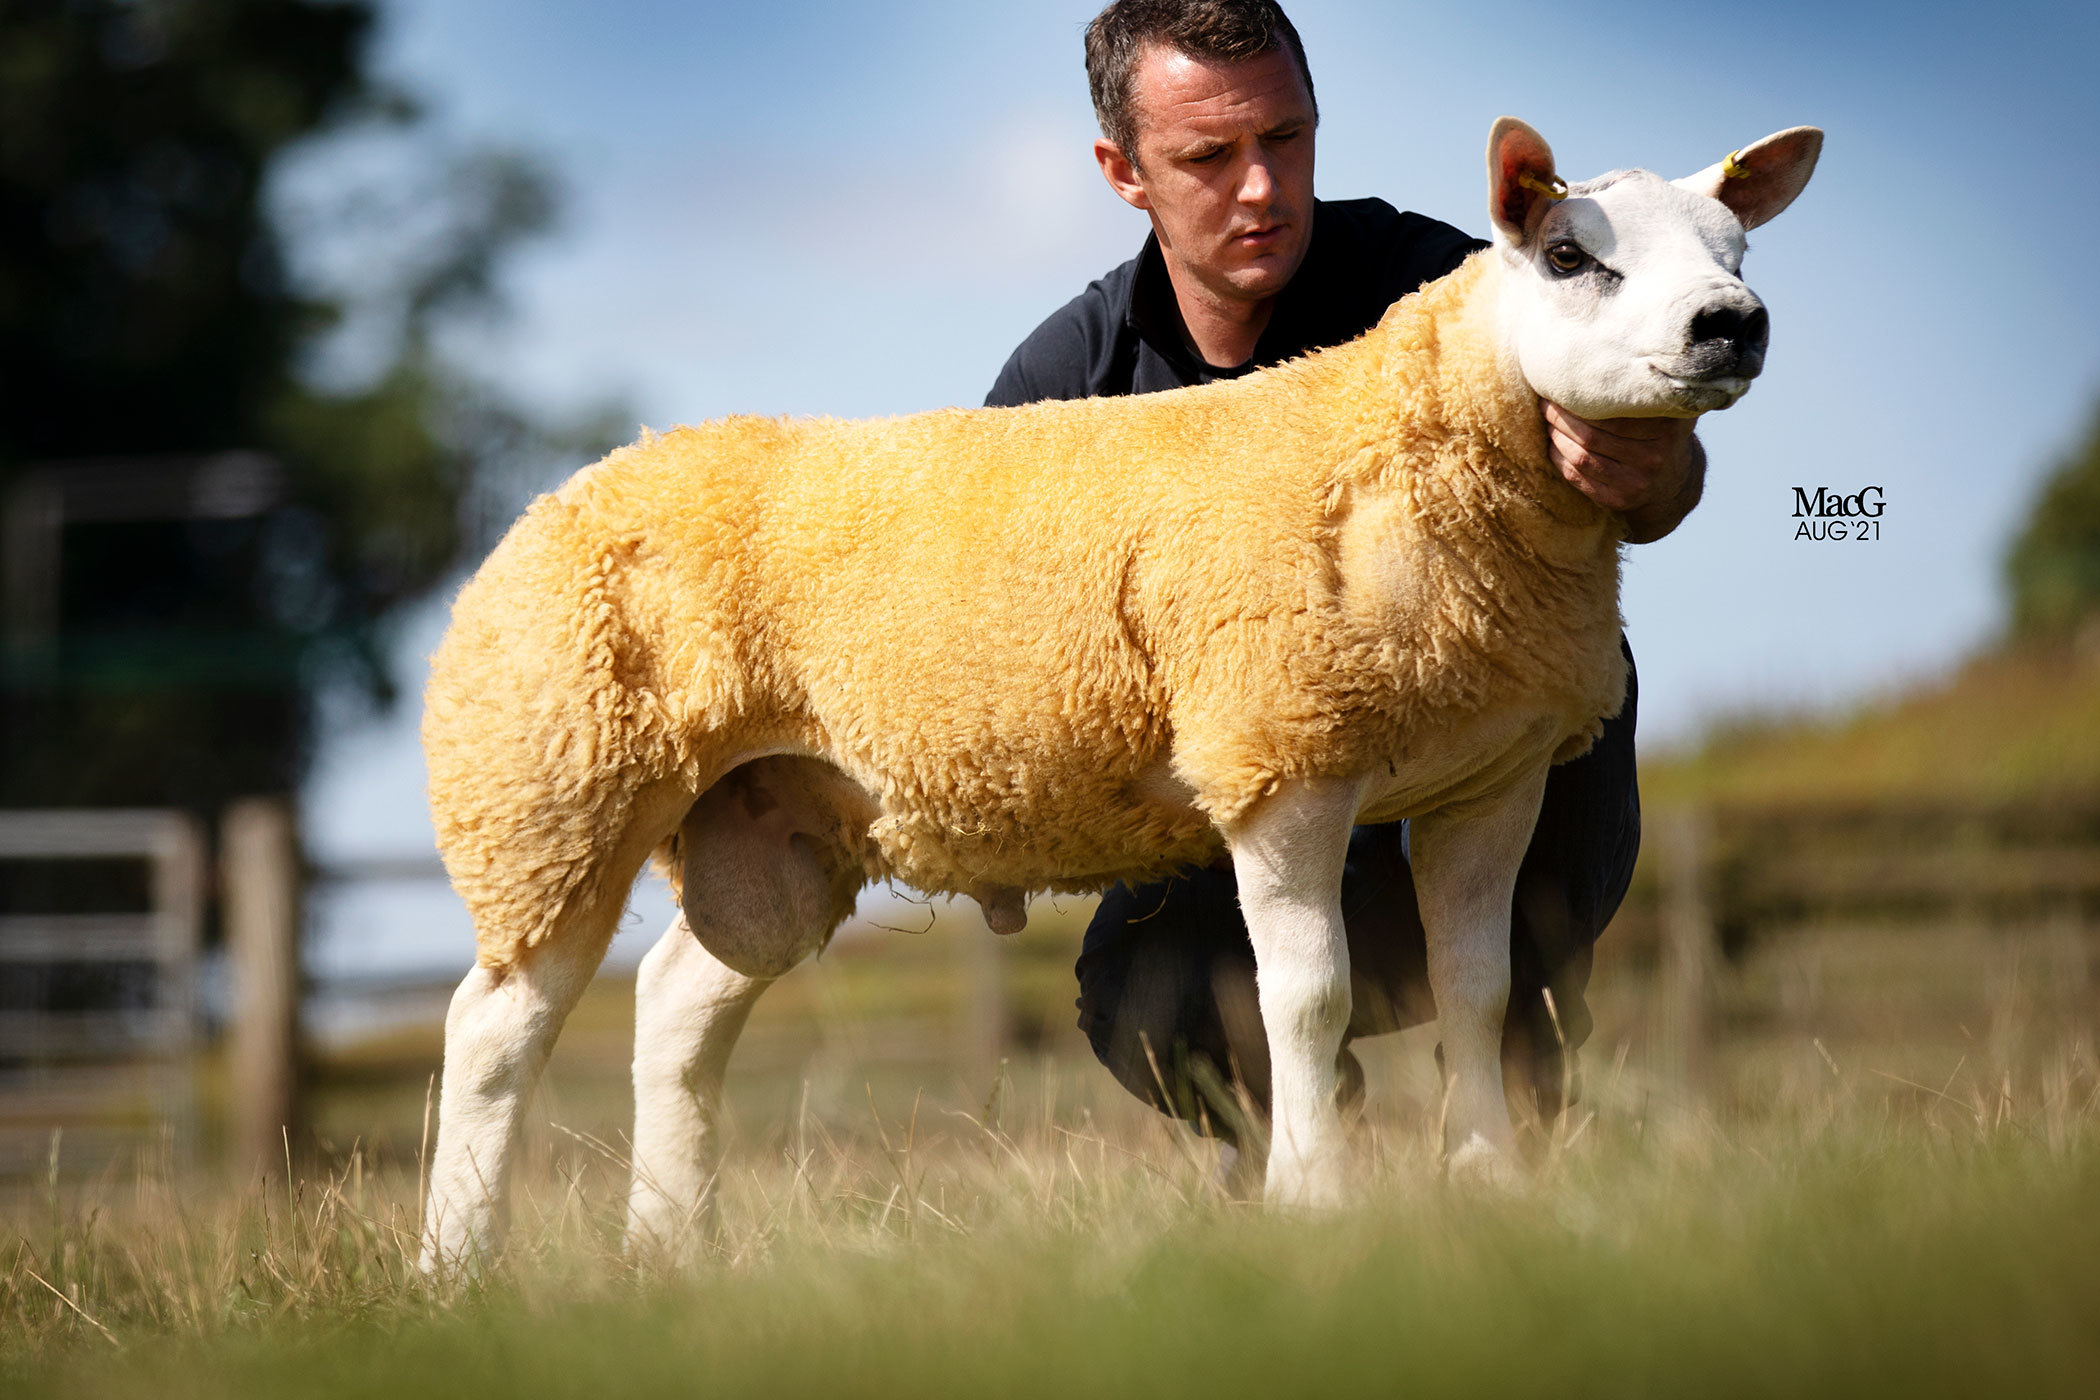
[[4, 1031, 2098, 1398]]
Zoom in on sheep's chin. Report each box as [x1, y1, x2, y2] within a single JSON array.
[[1654, 378, 1749, 414], [1525, 387, 1718, 421], [1538, 371, 1748, 420]]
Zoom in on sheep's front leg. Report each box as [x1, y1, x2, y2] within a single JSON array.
[[1409, 768, 1551, 1183], [1229, 775, 1363, 1207]]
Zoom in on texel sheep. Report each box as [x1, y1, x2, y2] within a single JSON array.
[[416, 117, 1821, 1268]]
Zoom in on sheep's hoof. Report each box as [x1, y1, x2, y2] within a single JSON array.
[[1446, 1133, 1525, 1193], [1261, 1152, 1348, 1211], [1212, 1141, 1269, 1200]]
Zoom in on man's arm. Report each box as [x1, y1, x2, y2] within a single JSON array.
[[1541, 402, 1706, 544]]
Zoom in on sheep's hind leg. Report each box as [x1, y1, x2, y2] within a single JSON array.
[[624, 761, 859, 1259], [624, 912, 771, 1258], [418, 762, 690, 1276], [1409, 768, 1550, 1187], [1229, 776, 1362, 1208], [418, 923, 612, 1276]]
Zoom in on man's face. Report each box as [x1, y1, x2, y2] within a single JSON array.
[[1103, 42, 1317, 308]]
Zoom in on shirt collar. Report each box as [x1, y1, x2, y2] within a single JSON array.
[[1125, 199, 1331, 382]]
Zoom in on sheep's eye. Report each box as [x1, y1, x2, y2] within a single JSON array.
[[1547, 241, 1587, 274]]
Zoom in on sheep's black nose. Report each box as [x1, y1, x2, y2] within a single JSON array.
[[1690, 304, 1769, 356]]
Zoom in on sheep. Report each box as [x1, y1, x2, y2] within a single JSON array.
[[414, 117, 1822, 1269]]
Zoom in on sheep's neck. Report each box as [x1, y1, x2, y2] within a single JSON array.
[[1367, 252, 1618, 566]]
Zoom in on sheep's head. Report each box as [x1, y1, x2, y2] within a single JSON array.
[[1487, 117, 1822, 419]]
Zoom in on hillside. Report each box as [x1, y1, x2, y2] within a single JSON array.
[[1641, 641, 2100, 807]]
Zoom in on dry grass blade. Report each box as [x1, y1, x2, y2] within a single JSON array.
[[26, 1267, 118, 1347]]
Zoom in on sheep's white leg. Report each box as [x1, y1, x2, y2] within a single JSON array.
[[624, 912, 770, 1258], [1409, 768, 1551, 1184], [1229, 776, 1363, 1208], [418, 936, 604, 1274]]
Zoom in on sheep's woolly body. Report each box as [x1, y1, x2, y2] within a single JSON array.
[[423, 252, 1628, 972]]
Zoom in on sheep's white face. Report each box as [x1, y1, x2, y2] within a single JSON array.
[[1486, 119, 1822, 420]]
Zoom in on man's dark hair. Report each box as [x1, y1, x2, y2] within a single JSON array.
[[1085, 0, 1318, 166]]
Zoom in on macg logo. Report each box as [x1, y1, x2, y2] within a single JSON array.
[[1792, 485, 1884, 541]]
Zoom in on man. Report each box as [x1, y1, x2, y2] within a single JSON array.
[[987, 0, 1700, 1154]]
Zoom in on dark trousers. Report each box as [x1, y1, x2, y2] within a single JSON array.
[[1074, 639, 1641, 1143]]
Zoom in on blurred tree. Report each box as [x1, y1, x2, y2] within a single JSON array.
[[0, 0, 613, 811], [2006, 401, 2100, 639]]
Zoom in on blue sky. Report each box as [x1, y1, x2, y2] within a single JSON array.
[[297, 0, 2100, 971]]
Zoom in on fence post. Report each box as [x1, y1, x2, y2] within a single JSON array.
[[1656, 805, 1716, 1106], [223, 798, 302, 1173], [150, 813, 208, 1171]]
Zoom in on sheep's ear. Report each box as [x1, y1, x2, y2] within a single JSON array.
[[1675, 127, 1824, 230], [1487, 117, 1563, 243]]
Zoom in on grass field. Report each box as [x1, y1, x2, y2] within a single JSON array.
[[4, 1014, 2097, 1397]]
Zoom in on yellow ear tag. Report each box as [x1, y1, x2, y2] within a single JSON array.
[[1518, 172, 1568, 201], [1721, 150, 1751, 180]]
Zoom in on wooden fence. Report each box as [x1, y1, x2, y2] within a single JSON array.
[[1638, 797, 2100, 1100], [0, 801, 304, 1178], [7, 793, 2098, 1174], [0, 809, 205, 1175]]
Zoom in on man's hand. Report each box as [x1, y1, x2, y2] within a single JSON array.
[[1541, 401, 1707, 544]]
